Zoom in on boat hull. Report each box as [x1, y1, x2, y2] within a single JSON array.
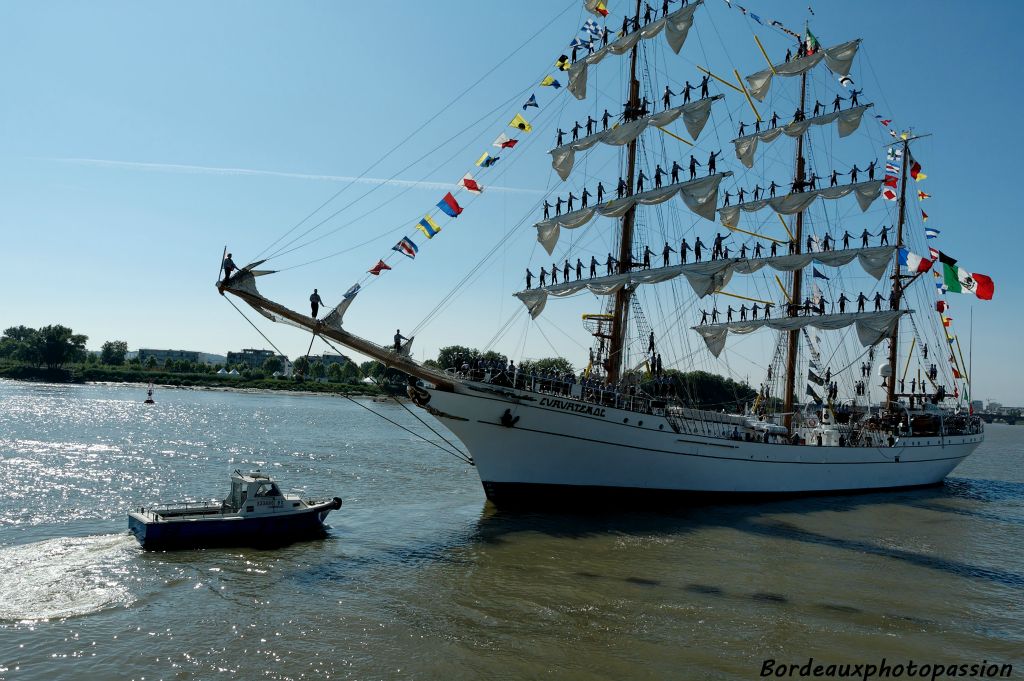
[[423, 386, 982, 507], [127, 501, 340, 550]]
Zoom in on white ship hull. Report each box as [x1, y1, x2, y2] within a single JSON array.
[[423, 383, 982, 506]]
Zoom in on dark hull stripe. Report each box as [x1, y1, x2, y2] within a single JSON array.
[[481, 480, 946, 508]]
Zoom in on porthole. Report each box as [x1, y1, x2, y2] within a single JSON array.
[[623, 418, 629, 423], [638, 421, 644, 427]]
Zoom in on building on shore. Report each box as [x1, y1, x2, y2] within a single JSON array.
[[226, 348, 291, 374], [136, 349, 226, 366], [138, 348, 201, 365]]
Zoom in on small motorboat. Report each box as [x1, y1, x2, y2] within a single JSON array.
[[128, 470, 342, 550]]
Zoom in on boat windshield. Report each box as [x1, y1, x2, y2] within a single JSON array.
[[255, 483, 281, 497]]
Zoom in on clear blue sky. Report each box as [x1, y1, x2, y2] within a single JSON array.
[[1, 1, 1020, 404]]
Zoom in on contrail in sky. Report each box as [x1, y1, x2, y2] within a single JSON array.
[[38, 157, 544, 195]]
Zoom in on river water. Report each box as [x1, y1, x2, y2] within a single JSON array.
[[0, 380, 1020, 680]]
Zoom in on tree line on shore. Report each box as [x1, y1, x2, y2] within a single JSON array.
[[0, 326, 756, 410]]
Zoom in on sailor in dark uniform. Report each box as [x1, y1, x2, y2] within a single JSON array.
[[662, 241, 676, 267], [394, 330, 408, 353], [688, 154, 701, 180], [222, 253, 237, 282], [310, 289, 324, 318]]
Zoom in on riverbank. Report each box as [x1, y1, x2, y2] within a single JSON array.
[[0, 364, 383, 396]]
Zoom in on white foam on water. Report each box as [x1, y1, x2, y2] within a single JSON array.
[[0, 533, 138, 621]]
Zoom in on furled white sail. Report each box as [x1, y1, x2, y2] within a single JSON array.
[[514, 246, 895, 319], [550, 96, 719, 180], [719, 180, 883, 228], [536, 173, 729, 255], [693, 310, 906, 358], [733, 104, 872, 169], [568, 2, 702, 100], [745, 39, 861, 102]]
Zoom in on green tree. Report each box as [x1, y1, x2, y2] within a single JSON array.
[[0, 326, 41, 365], [37, 325, 87, 369], [521, 357, 575, 375], [360, 360, 384, 379], [327, 363, 343, 382], [100, 340, 128, 365], [128, 356, 142, 367], [164, 358, 175, 371], [480, 350, 507, 365], [309, 361, 326, 380], [436, 345, 478, 370], [262, 356, 283, 374], [339, 361, 360, 383], [293, 355, 310, 376], [146, 356, 158, 369], [671, 370, 757, 411]]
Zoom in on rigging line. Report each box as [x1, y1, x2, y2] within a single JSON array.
[[223, 295, 466, 465], [343, 392, 473, 466], [222, 296, 288, 358], [265, 17, 583, 266], [264, 83, 534, 262], [254, 0, 577, 262], [273, 72, 569, 272], [533, 319, 566, 365], [312, 334, 474, 465], [348, 94, 568, 301], [377, 382, 470, 461], [313, 334, 472, 462], [538, 316, 589, 352], [406, 145, 561, 334]]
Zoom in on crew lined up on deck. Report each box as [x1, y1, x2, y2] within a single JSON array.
[[554, 76, 712, 147], [697, 287, 900, 325], [735, 88, 865, 136], [525, 226, 894, 289], [723, 160, 879, 206], [542, 152, 722, 219]]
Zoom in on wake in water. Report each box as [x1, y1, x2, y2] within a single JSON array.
[[0, 534, 138, 621]]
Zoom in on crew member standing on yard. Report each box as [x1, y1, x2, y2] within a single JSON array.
[[394, 330, 408, 353], [222, 252, 237, 282], [309, 289, 324, 318]]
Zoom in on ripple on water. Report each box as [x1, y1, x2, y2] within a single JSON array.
[[0, 534, 138, 621]]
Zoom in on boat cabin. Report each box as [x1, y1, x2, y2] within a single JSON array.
[[225, 470, 285, 513]]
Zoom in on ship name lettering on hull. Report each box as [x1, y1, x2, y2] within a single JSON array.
[[539, 397, 607, 418]]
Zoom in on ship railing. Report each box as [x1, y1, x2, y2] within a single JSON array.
[[445, 365, 667, 415]]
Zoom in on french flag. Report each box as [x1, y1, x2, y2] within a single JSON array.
[[898, 247, 933, 273]]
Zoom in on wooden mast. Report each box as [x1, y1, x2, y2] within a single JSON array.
[[782, 70, 808, 430], [886, 136, 912, 410], [606, 0, 643, 385]]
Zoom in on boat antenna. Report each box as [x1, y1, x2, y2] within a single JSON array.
[[607, 0, 644, 385]]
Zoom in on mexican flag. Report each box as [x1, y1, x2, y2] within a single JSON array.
[[805, 27, 819, 55], [942, 263, 995, 300]]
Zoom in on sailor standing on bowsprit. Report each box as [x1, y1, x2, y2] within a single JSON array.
[[309, 289, 324, 318], [222, 252, 237, 283], [394, 330, 409, 353]]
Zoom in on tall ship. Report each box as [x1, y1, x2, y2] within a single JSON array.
[[218, 1, 991, 505]]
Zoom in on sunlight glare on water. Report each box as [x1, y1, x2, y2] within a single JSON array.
[[0, 380, 1021, 680]]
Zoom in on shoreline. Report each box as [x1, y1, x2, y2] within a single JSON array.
[[0, 366, 387, 398]]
